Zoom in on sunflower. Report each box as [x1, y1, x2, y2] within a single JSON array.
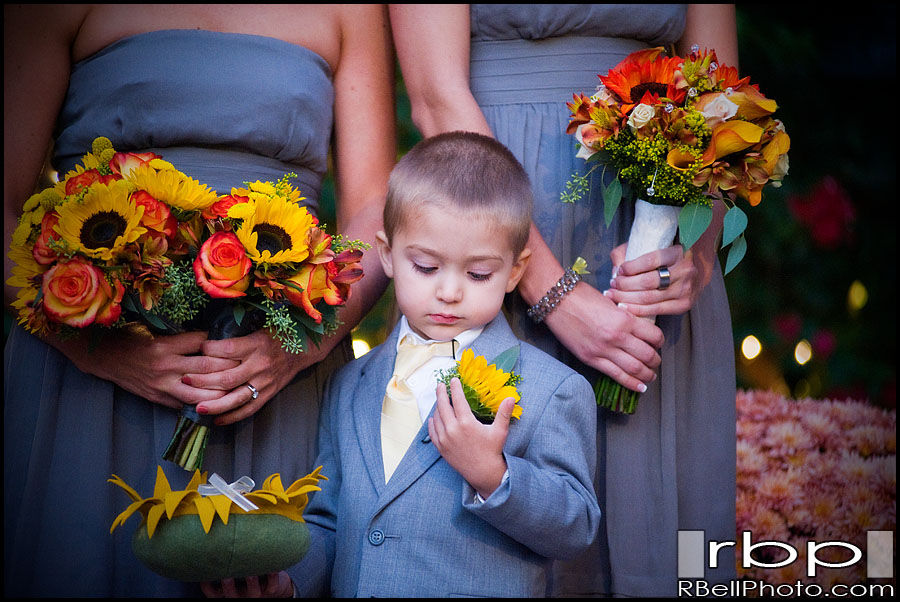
[[109, 466, 327, 582], [54, 180, 147, 261], [232, 194, 315, 268], [126, 163, 219, 213], [443, 347, 523, 422], [109, 465, 327, 537], [601, 47, 683, 112], [6, 243, 49, 334]]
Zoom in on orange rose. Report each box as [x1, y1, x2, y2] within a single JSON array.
[[201, 194, 250, 221], [63, 169, 120, 195], [32, 211, 62, 266], [41, 257, 125, 327], [193, 231, 252, 298], [132, 190, 177, 242], [109, 151, 162, 177]]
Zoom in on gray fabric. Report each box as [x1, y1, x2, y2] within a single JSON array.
[[291, 313, 600, 597], [469, 4, 736, 597], [4, 30, 344, 597]]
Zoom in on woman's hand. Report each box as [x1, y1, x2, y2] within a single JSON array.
[[201, 572, 293, 598], [605, 244, 702, 318], [55, 329, 240, 410], [183, 329, 335, 425], [543, 283, 664, 393]]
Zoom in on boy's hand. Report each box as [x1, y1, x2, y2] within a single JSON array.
[[428, 378, 512, 500]]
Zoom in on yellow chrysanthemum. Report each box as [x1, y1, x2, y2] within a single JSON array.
[[11, 217, 35, 247], [109, 466, 327, 538], [457, 348, 523, 419], [126, 164, 219, 212], [54, 180, 147, 260], [233, 194, 315, 266]]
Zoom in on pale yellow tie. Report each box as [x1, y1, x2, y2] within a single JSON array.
[[381, 335, 456, 481]]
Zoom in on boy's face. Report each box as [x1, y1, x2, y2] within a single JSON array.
[[376, 203, 530, 341]]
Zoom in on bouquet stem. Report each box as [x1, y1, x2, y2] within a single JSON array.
[[595, 199, 680, 414], [162, 300, 266, 471], [162, 405, 213, 471]]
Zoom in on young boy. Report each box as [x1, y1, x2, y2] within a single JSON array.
[[291, 132, 600, 598]]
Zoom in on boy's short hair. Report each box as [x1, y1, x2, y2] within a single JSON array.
[[384, 131, 533, 257]]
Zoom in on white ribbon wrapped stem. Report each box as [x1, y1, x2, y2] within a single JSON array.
[[198, 474, 260, 512], [623, 199, 681, 323]]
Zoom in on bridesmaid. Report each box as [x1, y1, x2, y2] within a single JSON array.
[[4, 4, 394, 597], [392, 4, 737, 597]]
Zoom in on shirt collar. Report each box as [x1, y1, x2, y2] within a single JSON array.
[[396, 315, 484, 360]]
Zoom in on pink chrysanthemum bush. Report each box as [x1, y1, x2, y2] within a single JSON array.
[[736, 390, 896, 589]]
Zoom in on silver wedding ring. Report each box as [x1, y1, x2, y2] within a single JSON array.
[[245, 383, 259, 400], [657, 267, 671, 290]]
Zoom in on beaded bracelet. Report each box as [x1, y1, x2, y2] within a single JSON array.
[[526, 267, 582, 324]]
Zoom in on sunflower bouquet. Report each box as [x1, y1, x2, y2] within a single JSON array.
[[563, 46, 790, 414], [436, 346, 523, 424], [7, 137, 367, 470], [109, 465, 326, 582]]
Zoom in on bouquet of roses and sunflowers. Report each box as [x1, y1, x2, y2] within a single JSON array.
[[563, 46, 790, 414], [8, 137, 366, 470]]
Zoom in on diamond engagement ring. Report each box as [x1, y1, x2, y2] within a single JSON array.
[[245, 383, 259, 400], [657, 267, 671, 290]]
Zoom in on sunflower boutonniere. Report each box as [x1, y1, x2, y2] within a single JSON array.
[[437, 345, 523, 424]]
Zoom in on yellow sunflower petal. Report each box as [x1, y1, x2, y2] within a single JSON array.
[[185, 470, 206, 491], [263, 474, 286, 494], [152, 466, 173, 499], [107, 474, 143, 503], [210, 494, 233, 525], [192, 496, 217, 533], [110, 500, 153, 533], [146, 503, 168, 539], [246, 491, 279, 506], [164, 490, 195, 519]]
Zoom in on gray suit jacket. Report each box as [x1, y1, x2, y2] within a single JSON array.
[[290, 314, 600, 597]]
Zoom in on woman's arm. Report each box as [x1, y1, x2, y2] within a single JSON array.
[[192, 4, 397, 424], [390, 4, 492, 138], [4, 5, 238, 410], [391, 4, 664, 391]]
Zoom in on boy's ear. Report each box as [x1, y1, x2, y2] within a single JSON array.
[[375, 230, 394, 279], [505, 248, 532, 293]]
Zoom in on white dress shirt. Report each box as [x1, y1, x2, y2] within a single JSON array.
[[395, 315, 484, 421]]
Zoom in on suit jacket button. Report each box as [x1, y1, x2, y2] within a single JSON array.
[[368, 529, 385, 546]]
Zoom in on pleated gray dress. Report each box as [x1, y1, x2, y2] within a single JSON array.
[[4, 30, 351, 597], [470, 5, 737, 596]]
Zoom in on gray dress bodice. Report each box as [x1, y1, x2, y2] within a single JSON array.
[[54, 29, 334, 209]]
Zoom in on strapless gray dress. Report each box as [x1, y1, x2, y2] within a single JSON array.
[[4, 30, 351, 597], [470, 5, 737, 597]]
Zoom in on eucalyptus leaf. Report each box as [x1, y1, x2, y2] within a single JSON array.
[[142, 310, 171, 332], [723, 233, 747, 275], [721, 205, 748, 248], [603, 175, 622, 227], [490, 345, 520, 374], [678, 203, 713, 251], [232, 303, 246, 327]]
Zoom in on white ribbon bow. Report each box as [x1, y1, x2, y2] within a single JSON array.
[[198, 474, 260, 512]]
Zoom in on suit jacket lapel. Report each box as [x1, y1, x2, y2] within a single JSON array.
[[352, 326, 400, 495]]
